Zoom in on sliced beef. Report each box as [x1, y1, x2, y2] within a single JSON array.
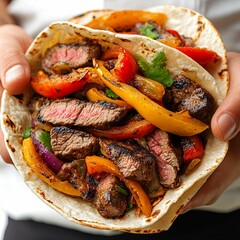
[[94, 174, 128, 219], [42, 42, 102, 75], [99, 138, 155, 182], [50, 126, 99, 161], [146, 129, 183, 188], [132, 21, 194, 46], [57, 160, 96, 201], [37, 98, 128, 129], [163, 75, 215, 124]]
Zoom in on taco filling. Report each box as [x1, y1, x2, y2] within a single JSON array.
[[22, 36, 216, 219], [71, 9, 221, 67]]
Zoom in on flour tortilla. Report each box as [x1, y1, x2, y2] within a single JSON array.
[[0, 21, 228, 233], [70, 5, 229, 101]]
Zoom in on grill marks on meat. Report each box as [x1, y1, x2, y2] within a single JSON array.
[[163, 75, 215, 124], [99, 138, 156, 182], [147, 129, 183, 188], [37, 98, 128, 129], [94, 174, 128, 219], [42, 42, 102, 75], [57, 160, 96, 201], [50, 126, 98, 161]]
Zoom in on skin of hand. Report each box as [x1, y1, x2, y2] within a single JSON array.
[[0, 18, 240, 213], [0, 0, 15, 25], [0, 24, 32, 163]]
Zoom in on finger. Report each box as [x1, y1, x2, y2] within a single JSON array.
[[211, 52, 240, 141], [0, 24, 32, 95]]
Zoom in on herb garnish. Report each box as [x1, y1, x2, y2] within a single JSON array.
[[137, 52, 173, 87], [140, 22, 159, 40], [22, 127, 32, 139], [116, 185, 128, 196], [38, 130, 52, 151], [105, 88, 119, 100]]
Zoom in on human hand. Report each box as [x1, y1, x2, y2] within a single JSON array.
[[182, 52, 240, 212], [0, 24, 32, 163]]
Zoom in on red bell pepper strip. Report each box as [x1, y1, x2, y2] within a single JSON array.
[[31, 70, 89, 98], [181, 135, 204, 163], [85, 156, 152, 217], [176, 47, 221, 66], [101, 47, 138, 83], [167, 29, 186, 46], [88, 119, 155, 140]]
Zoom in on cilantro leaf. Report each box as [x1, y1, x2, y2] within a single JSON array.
[[105, 88, 119, 100], [140, 23, 159, 40], [38, 130, 52, 151], [22, 127, 32, 139], [137, 52, 173, 87]]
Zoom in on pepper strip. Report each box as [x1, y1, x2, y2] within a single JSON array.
[[22, 138, 80, 196], [133, 74, 165, 102], [86, 10, 167, 32], [86, 88, 132, 109], [101, 47, 138, 83], [86, 156, 152, 217], [88, 119, 155, 140], [95, 60, 208, 136], [31, 70, 89, 98]]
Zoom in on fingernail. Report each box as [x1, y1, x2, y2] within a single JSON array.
[[217, 113, 238, 140], [5, 65, 25, 84]]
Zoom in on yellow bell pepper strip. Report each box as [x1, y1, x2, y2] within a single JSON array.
[[77, 67, 105, 88], [133, 74, 165, 102], [85, 156, 152, 217], [86, 87, 132, 109], [88, 119, 155, 140], [85, 10, 167, 32], [31, 69, 89, 98], [22, 137, 81, 196], [94, 60, 208, 136], [101, 47, 138, 83]]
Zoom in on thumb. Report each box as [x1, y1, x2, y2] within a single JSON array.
[[211, 52, 240, 141], [0, 24, 32, 95]]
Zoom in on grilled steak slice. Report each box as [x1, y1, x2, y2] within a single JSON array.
[[57, 160, 96, 201], [163, 75, 215, 124], [99, 138, 155, 182], [42, 42, 102, 75], [146, 129, 183, 188], [37, 98, 128, 129], [94, 174, 128, 219], [50, 126, 99, 161]]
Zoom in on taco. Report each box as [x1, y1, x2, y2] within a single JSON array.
[[70, 5, 228, 101], [1, 10, 228, 234]]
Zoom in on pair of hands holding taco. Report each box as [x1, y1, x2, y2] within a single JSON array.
[[1, 11, 240, 213]]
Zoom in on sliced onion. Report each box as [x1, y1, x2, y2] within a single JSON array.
[[31, 130, 63, 174]]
